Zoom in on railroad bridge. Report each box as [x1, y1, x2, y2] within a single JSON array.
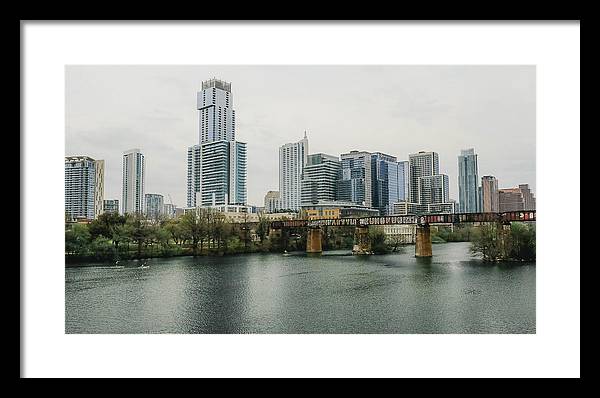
[[269, 210, 536, 257]]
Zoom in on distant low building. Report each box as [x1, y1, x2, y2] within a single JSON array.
[[103, 199, 119, 214], [374, 224, 416, 244], [163, 203, 176, 219], [145, 193, 164, 220], [301, 200, 379, 219], [392, 200, 456, 216], [264, 190, 282, 213], [499, 184, 536, 212]]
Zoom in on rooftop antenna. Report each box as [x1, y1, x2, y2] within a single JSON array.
[[304, 130, 307, 139]]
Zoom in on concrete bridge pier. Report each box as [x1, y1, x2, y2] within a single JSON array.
[[269, 227, 282, 241], [306, 226, 323, 254], [353, 225, 371, 255], [415, 223, 432, 257]]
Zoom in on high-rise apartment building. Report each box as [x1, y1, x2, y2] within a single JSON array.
[[65, 156, 104, 220], [199, 140, 247, 207], [103, 199, 119, 214], [187, 144, 201, 207], [190, 79, 247, 208], [264, 190, 281, 213], [458, 148, 480, 213], [408, 151, 439, 204], [372, 153, 412, 215], [279, 133, 308, 211], [145, 193, 164, 219], [122, 148, 145, 214], [301, 153, 341, 206], [481, 175, 499, 212], [198, 78, 235, 144], [338, 150, 373, 208], [418, 174, 449, 205]]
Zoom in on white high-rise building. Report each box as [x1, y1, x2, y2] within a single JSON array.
[[279, 132, 308, 211], [189, 79, 247, 208], [122, 148, 145, 215], [197, 78, 236, 144], [408, 151, 439, 204], [65, 156, 104, 220], [187, 144, 201, 207]]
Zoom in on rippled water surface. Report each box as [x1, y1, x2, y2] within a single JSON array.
[[65, 242, 535, 334]]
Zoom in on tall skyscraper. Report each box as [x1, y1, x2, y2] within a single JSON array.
[[481, 175, 499, 212], [145, 193, 164, 219], [408, 151, 439, 204], [338, 150, 373, 208], [279, 133, 308, 211], [301, 153, 341, 206], [65, 156, 104, 220], [187, 144, 201, 207], [199, 140, 247, 207], [190, 79, 247, 208], [122, 148, 145, 215], [94, 159, 105, 217], [398, 160, 410, 203], [198, 78, 235, 144], [458, 148, 480, 213]]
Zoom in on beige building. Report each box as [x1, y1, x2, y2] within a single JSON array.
[[481, 175, 499, 212]]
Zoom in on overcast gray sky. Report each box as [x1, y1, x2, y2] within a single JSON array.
[[65, 65, 536, 207]]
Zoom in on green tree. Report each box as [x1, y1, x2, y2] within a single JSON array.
[[369, 227, 389, 254], [256, 214, 269, 245], [65, 223, 92, 256], [509, 223, 536, 261], [126, 213, 152, 258], [471, 223, 508, 262]]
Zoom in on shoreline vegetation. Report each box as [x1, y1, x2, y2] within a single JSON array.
[[65, 210, 535, 264]]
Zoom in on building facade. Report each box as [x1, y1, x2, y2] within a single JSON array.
[[163, 203, 176, 218], [338, 150, 373, 208], [481, 175, 499, 212], [103, 199, 119, 214], [279, 133, 308, 211], [458, 148, 480, 213], [199, 140, 247, 207], [187, 144, 201, 208], [264, 190, 282, 213], [301, 153, 341, 206], [65, 156, 104, 220], [197, 78, 235, 144], [408, 151, 439, 204], [499, 184, 536, 212], [145, 193, 164, 220], [122, 149, 145, 214], [418, 174, 450, 206]]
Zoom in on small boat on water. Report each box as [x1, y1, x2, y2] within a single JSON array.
[[282, 250, 291, 257], [138, 261, 150, 269]]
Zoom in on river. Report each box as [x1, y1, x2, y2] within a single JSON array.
[[65, 242, 535, 334]]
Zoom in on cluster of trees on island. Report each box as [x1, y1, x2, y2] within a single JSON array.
[[65, 210, 535, 263]]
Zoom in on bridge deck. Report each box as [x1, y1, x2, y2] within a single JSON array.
[[270, 211, 536, 228]]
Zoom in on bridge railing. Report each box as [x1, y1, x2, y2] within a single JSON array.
[[269, 210, 535, 228]]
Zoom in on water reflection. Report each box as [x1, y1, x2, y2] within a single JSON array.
[[66, 242, 535, 334]]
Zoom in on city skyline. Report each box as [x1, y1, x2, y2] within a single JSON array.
[[65, 65, 536, 207]]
